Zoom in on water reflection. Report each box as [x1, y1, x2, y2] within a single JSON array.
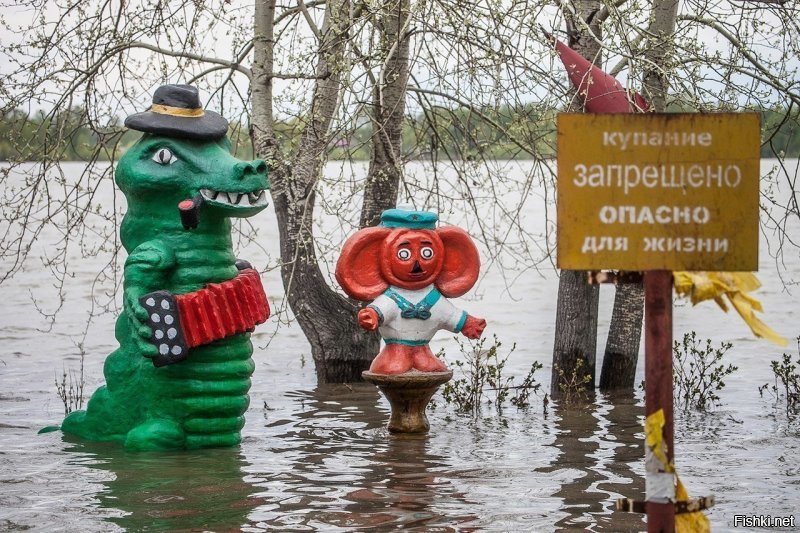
[[541, 393, 646, 531], [63, 437, 263, 531], [248, 383, 478, 530], [48, 384, 648, 531], [338, 433, 478, 530]]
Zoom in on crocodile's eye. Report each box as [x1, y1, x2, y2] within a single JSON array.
[[152, 148, 178, 165]]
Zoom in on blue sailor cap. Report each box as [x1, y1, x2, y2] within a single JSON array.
[[379, 204, 438, 229]]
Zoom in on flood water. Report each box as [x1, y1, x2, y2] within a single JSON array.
[[0, 160, 798, 531]]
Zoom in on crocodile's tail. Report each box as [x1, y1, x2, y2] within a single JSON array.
[[58, 345, 143, 443], [60, 385, 132, 443]]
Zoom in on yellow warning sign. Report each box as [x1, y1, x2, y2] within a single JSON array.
[[557, 113, 760, 271]]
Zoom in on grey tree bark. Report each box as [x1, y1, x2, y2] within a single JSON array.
[[599, 0, 680, 390], [251, 0, 410, 382], [642, 0, 680, 111], [599, 283, 644, 390], [551, 0, 603, 398], [251, 0, 378, 382], [360, 0, 410, 228]]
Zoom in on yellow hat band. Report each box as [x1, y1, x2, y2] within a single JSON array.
[[150, 104, 205, 118]]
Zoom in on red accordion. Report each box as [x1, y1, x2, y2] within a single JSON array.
[[140, 268, 270, 367]]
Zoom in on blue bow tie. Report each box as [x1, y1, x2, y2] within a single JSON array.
[[401, 307, 432, 320], [384, 287, 441, 321]]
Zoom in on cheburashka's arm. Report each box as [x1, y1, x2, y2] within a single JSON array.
[[441, 297, 486, 340], [357, 293, 393, 331]]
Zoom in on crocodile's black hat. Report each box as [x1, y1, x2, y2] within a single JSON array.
[[124, 84, 229, 140]]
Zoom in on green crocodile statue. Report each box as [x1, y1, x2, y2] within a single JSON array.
[[52, 85, 271, 451]]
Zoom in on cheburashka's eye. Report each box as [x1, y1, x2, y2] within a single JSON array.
[[152, 148, 178, 165], [397, 248, 411, 261], [420, 247, 434, 260]]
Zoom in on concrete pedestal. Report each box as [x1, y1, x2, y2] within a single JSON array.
[[362, 370, 453, 433]]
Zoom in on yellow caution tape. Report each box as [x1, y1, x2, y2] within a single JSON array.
[[673, 272, 788, 347], [675, 477, 711, 533], [645, 410, 711, 532], [645, 409, 671, 471]]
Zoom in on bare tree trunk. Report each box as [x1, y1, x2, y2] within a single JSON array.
[[552, 271, 600, 395], [359, 0, 410, 227], [642, 0, 680, 111], [551, 0, 603, 398], [600, 0, 679, 390], [252, 0, 379, 382], [251, 0, 280, 172], [599, 284, 644, 389]]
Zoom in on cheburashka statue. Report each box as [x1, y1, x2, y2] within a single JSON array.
[[336, 205, 487, 432]]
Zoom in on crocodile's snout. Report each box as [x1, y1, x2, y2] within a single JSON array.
[[195, 156, 269, 215], [235, 160, 268, 179]]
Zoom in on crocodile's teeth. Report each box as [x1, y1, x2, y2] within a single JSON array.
[[248, 190, 266, 205], [201, 189, 266, 207]]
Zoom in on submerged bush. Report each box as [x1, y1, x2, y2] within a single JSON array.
[[759, 337, 800, 417], [673, 331, 737, 411], [439, 335, 543, 416], [552, 359, 593, 406], [55, 344, 85, 416]]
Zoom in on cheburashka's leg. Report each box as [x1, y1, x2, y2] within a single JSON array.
[[369, 344, 414, 374], [411, 345, 448, 372]]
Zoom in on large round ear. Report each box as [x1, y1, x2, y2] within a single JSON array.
[[435, 226, 480, 298], [335, 226, 392, 300]]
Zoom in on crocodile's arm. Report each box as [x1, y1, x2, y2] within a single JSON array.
[[122, 239, 176, 359]]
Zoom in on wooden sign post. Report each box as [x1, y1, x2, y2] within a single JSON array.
[[557, 113, 760, 532], [644, 269, 674, 531]]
